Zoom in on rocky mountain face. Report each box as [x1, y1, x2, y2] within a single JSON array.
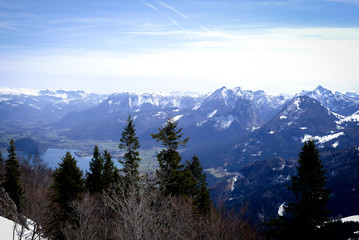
[[223, 95, 359, 172], [0, 187, 20, 223], [299, 85, 359, 116]]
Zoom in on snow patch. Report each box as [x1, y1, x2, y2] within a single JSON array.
[[153, 111, 165, 117], [251, 151, 262, 157], [0, 216, 46, 240], [293, 98, 301, 110], [217, 115, 235, 129], [342, 215, 359, 223], [272, 163, 285, 171], [172, 114, 183, 121], [192, 103, 201, 110], [301, 132, 345, 144], [336, 110, 359, 124], [278, 202, 287, 216], [332, 141, 339, 148], [196, 120, 207, 127], [251, 126, 260, 132], [0, 86, 40, 96], [207, 110, 217, 118], [227, 174, 240, 192], [29, 104, 40, 109]]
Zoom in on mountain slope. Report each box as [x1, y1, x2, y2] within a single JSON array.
[[299, 85, 359, 116], [210, 146, 359, 224], [224, 96, 359, 171], [0, 87, 106, 123]]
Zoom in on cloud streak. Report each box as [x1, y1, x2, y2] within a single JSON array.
[[142, 0, 158, 11], [141, 0, 191, 36]]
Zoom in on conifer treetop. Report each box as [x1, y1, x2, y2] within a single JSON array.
[[151, 117, 189, 151]]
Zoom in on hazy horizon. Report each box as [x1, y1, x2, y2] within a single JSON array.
[[1, 84, 357, 97]]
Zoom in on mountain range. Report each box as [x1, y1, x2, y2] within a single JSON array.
[[1, 85, 359, 222], [1, 85, 358, 162]]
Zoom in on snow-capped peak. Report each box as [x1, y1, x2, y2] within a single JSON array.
[[0, 86, 40, 96]]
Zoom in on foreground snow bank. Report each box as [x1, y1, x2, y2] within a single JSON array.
[[342, 215, 359, 223], [0, 216, 46, 240]]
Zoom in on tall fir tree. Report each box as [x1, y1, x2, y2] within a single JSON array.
[[4, 139, 24, 212], [51, 151, 84, 210], [185, 155, 212, 216], [119, 115, 141, 192], [103, 150, 120, 189], [266, 140, 331, 240], [86, 145, 105, 194], [48, 151, 84, 240], [151, 118, 189, 196]]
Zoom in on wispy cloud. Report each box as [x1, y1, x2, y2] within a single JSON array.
[[141, 0, 191, 36], [142, 0, 158, 11], [158, 1, 189, 19]]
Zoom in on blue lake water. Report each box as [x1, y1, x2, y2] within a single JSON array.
[[40, 148, 92, 171]]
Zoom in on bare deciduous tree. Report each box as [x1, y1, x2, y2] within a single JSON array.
[[62, 178, 262, 240]]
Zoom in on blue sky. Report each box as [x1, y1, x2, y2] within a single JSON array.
[[1, 0, 359, 94]]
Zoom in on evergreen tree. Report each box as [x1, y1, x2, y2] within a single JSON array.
[[49, 151, 84, 240], [4, 139, 24, 212], [86, 145, 105, 194], [151, 118, 189, 196], [119, 115, 141, 192], [185, 155, 212, 216], [103, 150, 120, 189], [50, 151, 84, 214], [266, 140, 331, 240]]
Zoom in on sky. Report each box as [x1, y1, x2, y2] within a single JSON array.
[[1, 0, 359, 95]]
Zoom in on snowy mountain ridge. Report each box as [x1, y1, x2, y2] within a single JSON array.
[[1, 85, 358, 161]]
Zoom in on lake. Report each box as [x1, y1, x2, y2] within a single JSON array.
[[40, 148, 93, 171]]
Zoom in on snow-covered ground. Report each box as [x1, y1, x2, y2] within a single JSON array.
[[0, 216, 45, 240], [342, 215, 359, 223]]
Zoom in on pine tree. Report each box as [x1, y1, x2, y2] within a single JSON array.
[[185, 155, 212, 216], [266, 140, 331, 240], [103, 150, 120, 189], [151, 118, 189, 196], [49, 151, 84, 240], [119, 115, 141, 192], [51, 151, 84, 213], [4, 139, 24, 212], [86, 145, 105, 194]]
